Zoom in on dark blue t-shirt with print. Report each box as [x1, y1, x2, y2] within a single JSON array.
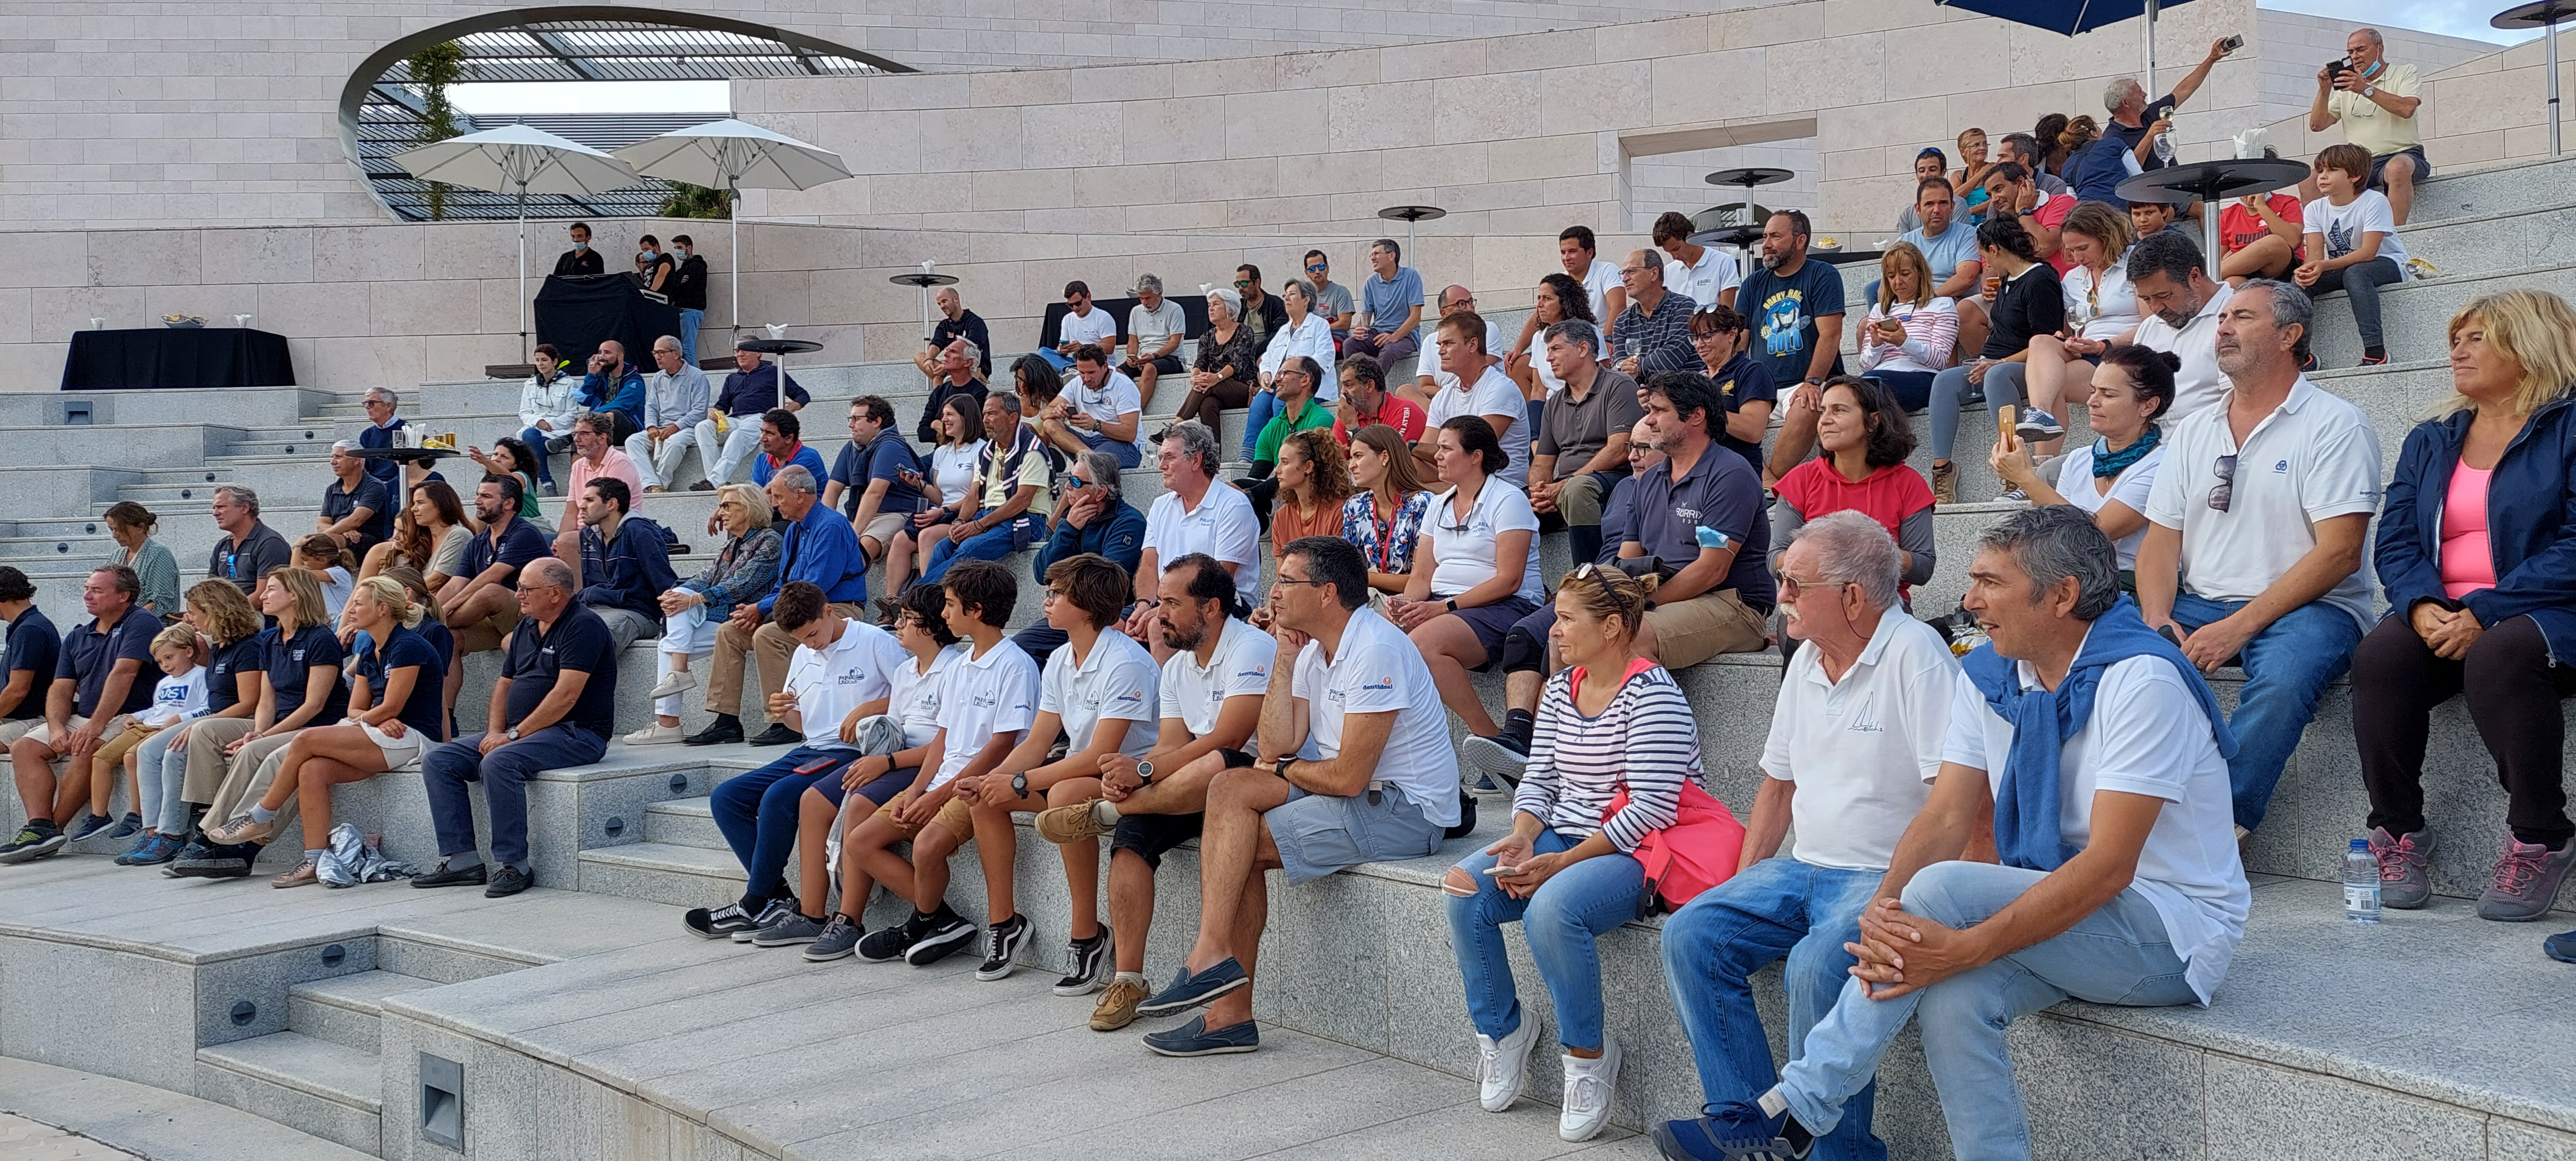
[[1737, 258, 1847, 389], [501, 603, 617, 739], [203, 635, 260, 716], [2, 607, 60, 720], [831, 431, 925, 519]]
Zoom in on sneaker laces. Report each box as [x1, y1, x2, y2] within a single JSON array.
[[1477, 1038, 1503, 1084], [2374, 836, 2420, 884], [2494, 843, 2550, 894]]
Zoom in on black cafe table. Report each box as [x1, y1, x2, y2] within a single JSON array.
[[61, 326, 296, 390], [736, 336, 823, 383], [2116, 158, 2312, 277]]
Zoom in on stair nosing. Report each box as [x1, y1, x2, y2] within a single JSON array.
[[286, 969, 439, 1016], [196, 1031, 384, 1113]]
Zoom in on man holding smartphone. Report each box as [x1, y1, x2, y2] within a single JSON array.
[[2307, 27, 2427, 226]]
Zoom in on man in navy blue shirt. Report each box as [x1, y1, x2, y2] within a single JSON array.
[[413, 558, 615, 898], [2072, 42, 2234, 208], [576, 340, 646, 444], [0, 567, 60, 744], [319, 441, 393, 555], [824, 395, 925, 566], [1, 566, 159, 860], [570, 476, 676, 652], [438, 476, 556, 657], [746, 409, 829, 491], [357, 388, 407, 486], [686, 466, 866, 748], [1734, 211, 1848, 486], [699, 342, 810, 488]]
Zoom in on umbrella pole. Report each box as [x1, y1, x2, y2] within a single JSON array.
[[730, 178, 741, 338], [2552, 11, 2564, 157], [2143, 0, 2159, 103], [516, 184, 529, 364]]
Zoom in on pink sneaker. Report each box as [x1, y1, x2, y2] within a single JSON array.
[[2477, 832, 2576, 923], [2370, 828, 2433, 910]]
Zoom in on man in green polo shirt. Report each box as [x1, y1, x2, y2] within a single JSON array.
[[1240, 355, 1338, 523]]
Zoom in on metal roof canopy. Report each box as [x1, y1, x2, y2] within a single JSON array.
[[378, 16, 901, 84]]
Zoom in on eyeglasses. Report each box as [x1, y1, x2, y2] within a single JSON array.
[[2208, 454, 2237, 513], [1042, 589, 1066, 603], [1062, 475, 1090, 489], [1778, 572, 1844, 598], [1304, 264, 1328, 273]]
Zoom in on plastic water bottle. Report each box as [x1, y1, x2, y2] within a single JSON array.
[[2343, 838, 2381, 924]]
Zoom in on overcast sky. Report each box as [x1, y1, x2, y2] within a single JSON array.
[[2263, 0, 2538, 45]]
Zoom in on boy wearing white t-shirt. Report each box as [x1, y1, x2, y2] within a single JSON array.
[[953, 553, 1160, 989], [97, 628, 209, 846], [2292, 143, 2408, 367], [1422, 313, 1534, 487], [835, 560, 1040, 968]]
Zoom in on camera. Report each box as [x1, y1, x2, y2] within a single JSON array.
[[2219, 34, 2243, 53]]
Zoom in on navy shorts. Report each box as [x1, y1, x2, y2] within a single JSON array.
[[1440, 594, 1539, 663]]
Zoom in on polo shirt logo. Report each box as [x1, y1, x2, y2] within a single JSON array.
[[290, 649, 306, 662], [2273, 460, 2290, 473], [1362, 675, 1394, 691]]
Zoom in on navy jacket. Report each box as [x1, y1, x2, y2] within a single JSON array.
[[358, 418, 404, 485], [1033, 497, 1147, 584], [578, 515, 679, 622], [760, 501, 867, 615], [578, 365, 646, 432], [2377, 397, 2576, 660]]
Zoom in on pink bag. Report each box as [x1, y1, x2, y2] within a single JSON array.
[[1575, 658, 1746, 916]]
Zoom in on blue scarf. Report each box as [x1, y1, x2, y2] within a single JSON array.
[[1959, 597, 2237, 871], [2090, 423, 2160, 479]]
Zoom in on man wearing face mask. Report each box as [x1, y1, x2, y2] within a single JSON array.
[[669, 235, 709, 365], [552, 222, 603, 277], [635, 235, 674, 294]]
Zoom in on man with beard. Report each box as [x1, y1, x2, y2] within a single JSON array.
[[1740, 211, 1848, 485], [2124, 231, 2235, 423], [439, 475, 556, 656]]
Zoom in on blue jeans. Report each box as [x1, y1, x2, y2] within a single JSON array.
[[1661, 857, 1887, 1161], [1774, 862, 2197, 1161], [1077, 430, 1142, 469], [2303, 256, 2402, 353], [921, 510, 1042, 583], [1242, 389, 1279, 461], [677, 309, 704, 365], [1446, 827, 1646, 1053], [711, 745, 857, 905], [1036, 349, 1075, 372], [518, 426, 567, 485], [2168, 592, 2363, 831], [1928, 361, 2027, 461], [135, 726, 189, 835], [422, 724, 607, 873]]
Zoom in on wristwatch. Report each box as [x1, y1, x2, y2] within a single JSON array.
[[1010, 772, 1029, 797], [1134, 759, 1154, 784], [504, 727, 519, 742], [1442, 597, 1457, 613], [1803, 376, 1825, 387], [1276, 756, 1298, 783], [2362, 84, 2378, 99]]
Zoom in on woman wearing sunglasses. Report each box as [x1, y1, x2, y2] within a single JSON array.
[[1393, 416, 1541, 751]]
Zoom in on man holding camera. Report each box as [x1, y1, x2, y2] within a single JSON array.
[[2308, 27, 2426, 227]]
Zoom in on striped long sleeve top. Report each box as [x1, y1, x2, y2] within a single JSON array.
[[1511, 662, 1703, 852]]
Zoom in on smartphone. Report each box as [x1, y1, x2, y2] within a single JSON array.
[[1488, 864, 1528, 879], [2157, 625, 2182, 646], [2218, 34, 2243, 53]]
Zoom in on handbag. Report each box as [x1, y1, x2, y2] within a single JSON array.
[[1575, 658, 1747, 918]]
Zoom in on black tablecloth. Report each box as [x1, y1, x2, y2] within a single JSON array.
[[535, 274, 682, 366], [60, 328, 296, 390]]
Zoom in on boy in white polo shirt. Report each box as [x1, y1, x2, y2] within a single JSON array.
[[682, 582, 905, 942], [1656, 513, 1955, 1159], [1034, 552, 1272, 1031], [954, 553, 1161, 989], [1421, 312, 1534, 488], [833, 560, 1042, 968]]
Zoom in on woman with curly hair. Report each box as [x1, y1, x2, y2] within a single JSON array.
[[1506, 272, 1600, 401], [1770, 377, 1936, 609], [1267, 428, 1353, 573]]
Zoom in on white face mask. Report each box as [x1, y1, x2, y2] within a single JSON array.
[[638, 250, 653, 261]]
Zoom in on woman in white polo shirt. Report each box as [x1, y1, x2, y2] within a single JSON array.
[[1393, 415, 1541, 749]]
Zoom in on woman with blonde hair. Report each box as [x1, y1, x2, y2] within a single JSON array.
[[2017, 201, 2139, 457], [630, 483, 783, 744], [2355, 290, 2576, 925], [1268, 428, 1354, 571], [169, 568, 348, 879], [206, 575, 448, 887], [1444, 563, 1700, 1142], [1855, 241, 1957, 412], [1951, 128, 1995, 219], [1340, 423, 1435, 594]]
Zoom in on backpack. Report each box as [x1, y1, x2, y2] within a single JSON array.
[[1571, 658, 1748, 917]]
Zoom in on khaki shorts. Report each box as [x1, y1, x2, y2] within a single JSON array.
[[860, 509, 909, 549], [1646, 588, 1771, 670], [453, 605, 525, 655], [871, 787, 977, 843]]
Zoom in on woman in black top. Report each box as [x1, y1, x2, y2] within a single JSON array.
[[170, 568, 345, 879], [119, 579, 265, 865], [1170, 286, 1261, 438], [1924, 216, 2064, 503]]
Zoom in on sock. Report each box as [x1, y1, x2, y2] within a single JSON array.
[[1115, 970, 1148, 987], [711, 713, 740, 729], [443, 852, 483, 871], [2364, 345, 2388, 360], [305, 848, 325, 862], [1091, 798, 1121, 826], [1501, 709, 1535, 748], [247, 804, 276, 824], [1755, 1089, 1817, 1150]]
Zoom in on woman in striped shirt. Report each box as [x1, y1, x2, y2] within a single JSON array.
[[1443, 565, 1701, 1143]]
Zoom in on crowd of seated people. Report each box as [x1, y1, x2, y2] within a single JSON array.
[[17, 39, 2576, 1147]]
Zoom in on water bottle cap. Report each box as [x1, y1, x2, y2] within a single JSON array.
[[2349, 837, 2370, 850]]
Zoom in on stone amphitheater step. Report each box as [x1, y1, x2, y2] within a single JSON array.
[[0, 1057, 376, 1161], [192, 1030, 381, 1155], [575, 840, 749, 908], [640, 794, 725, 850], [285, 969, 436, 1055]]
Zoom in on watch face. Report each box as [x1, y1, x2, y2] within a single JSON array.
[[1135, 760, 1153, 779]]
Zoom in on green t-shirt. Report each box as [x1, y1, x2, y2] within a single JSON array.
[[1253, 397, 1336, 466]]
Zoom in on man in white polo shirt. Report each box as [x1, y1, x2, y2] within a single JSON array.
[[1655, 210, 1741, 312], [1122, 422, 1259, 653], [1135, 536, 1459, 1057], [683, 581, 906, 941], [1421, 311, 1533, 488], [1657, 513, 1955, 1161], [2136, 279, 2379, 839], [2124, 231, 2235, 423], [1560, 226, 1628, 337], [1411, 285, 1508, 405], [1035, 552, 1272, 1031]]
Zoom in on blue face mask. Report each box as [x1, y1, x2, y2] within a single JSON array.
[[572, 241, 588, 251]]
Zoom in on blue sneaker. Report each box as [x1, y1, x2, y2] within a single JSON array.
[[1140, 1015, 1260, 1057], [115, 833, 183, 866], [2013, 408, 2065, 443], [2548, 929, 2576, 964], [105, 812, 144, 841], [64, 812, 116, 843], [1652, 1100, 1812, 1160], [1134, 958, 1248, 1017]]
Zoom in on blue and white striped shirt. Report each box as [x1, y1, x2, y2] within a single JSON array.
[[1512, 662, 1702, 852]]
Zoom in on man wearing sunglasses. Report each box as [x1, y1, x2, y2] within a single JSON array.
[[1234, 264, 1287, 353], [2135, 279, 2379, 839], [1304, 250, 1355, 343], [1040, 281, 1120, 373]]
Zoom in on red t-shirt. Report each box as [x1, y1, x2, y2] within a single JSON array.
[[1774, 459, 1937, 599], [2218, 194, 2304, 261], [1333, 395, 1428, 445]]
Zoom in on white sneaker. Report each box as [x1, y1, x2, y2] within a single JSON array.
[[623, 724, 682, 746], [1475, 1017, 1541, 1113], [649, 671, 699, 700], [1558, 1037, 1621, 1142]]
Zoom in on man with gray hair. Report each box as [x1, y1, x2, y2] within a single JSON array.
[[2307, 26, 2427, 226], [1656, 510, 1957, 1161], [356, 387, 408, 486], [1529, 319, 1641, 568], [2136, 279, 2377, 838], [1126, 274, 1186, 411], [317, 440, 392, 555], [626, 334, 713, 492], [207, 485, 289, 593], [690, 465, 870, 747], [2071, 37, 2238, 208], [1657, 504, 2249, 1161]]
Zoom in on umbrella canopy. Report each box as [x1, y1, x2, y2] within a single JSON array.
[[389, 123, 640, 197], [1930, 0, 2201, 36], [611, 118, 852, 192]]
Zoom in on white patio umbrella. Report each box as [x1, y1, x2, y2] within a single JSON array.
[[392, 124, 641, 362], [613, 119, 855, 338]]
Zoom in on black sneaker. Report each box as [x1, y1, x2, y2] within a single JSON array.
[[681, 717, 745, 747], [411, 861, 489, 889], [0, 822, 65, 865], [64, 812, 115, 843], [749, 911, 828, 947], [159, 839, 209, 877], [106, 812, 144, 841], [747, 723, 801, 747], [729, 897, 797, 943], [1053, 930, 1111, 996], [905, 909, 978, 967], [169, 843, 256, 878], [976, 913, 1032, 981], [858, 912, 926, 963], [484, 865, 532, 897], [684, 899, 770, 939], [806, 915, 865, 961]]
